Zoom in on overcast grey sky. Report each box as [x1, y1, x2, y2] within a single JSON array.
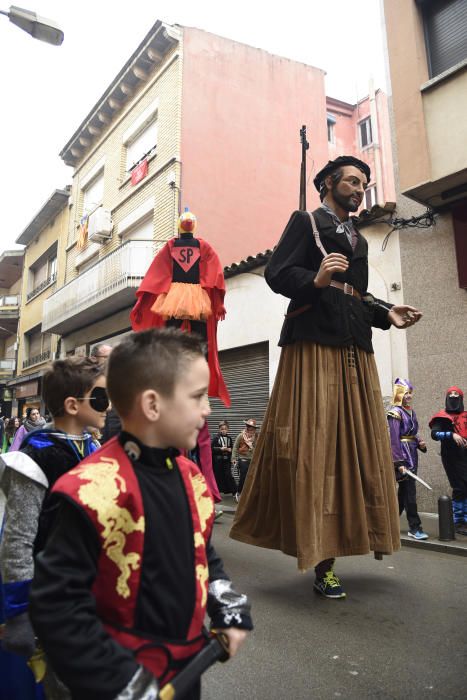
[[0, 0, 387, 251]]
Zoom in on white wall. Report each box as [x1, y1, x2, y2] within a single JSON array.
[[220, 252, 408, 398], [218, 268, 287, 392], [366, 223, 409, 393]]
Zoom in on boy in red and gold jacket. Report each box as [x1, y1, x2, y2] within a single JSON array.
[[29, 329, 252, 700]]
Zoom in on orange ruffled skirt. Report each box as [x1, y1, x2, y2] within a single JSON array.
[[151, 282, 212, 321]]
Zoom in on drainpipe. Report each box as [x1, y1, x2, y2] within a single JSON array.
[[369, 78, 384, 204]]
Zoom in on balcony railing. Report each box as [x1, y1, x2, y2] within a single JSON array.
[[0, 295, 20, 307], [22, 350, 51, 369], [42, 240, 163, 335], [27, 273, 57, 302]]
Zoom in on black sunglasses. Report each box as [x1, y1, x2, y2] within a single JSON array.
[[77, 387, 110, 413]]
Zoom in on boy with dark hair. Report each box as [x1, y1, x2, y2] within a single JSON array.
[[0, 356, 108, 696], [30, 328, 252, 700]]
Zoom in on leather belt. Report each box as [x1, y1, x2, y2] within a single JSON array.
[[329, 280, 362, 300], [285, 280, 362, 319]]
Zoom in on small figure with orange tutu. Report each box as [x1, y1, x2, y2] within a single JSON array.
[[130, 208, 230, 503]]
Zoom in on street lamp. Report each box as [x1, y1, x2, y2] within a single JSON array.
[[0, 5, 64, 45]]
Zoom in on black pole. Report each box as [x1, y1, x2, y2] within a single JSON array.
[[299, 125, 309, 211], [438, 495, 455, 541]]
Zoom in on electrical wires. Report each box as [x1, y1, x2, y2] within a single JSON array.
[[365, 209, 438, 251]]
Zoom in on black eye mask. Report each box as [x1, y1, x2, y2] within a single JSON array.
[[88, 386, 110, 412]]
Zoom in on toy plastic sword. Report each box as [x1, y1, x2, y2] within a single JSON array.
[[403, 469, 433, 491], [159, 632, 229, 700]]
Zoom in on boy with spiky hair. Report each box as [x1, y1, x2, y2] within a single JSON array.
[[30, 328, 252, 700], [0, 356, 108, 697]]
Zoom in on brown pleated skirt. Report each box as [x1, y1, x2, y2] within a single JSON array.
[[229, 342, 400, 571]]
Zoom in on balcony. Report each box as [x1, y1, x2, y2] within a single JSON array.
[[22, 350, 51, 370], [27, 273, 57, 302], [42, 240, 163, 335], [403, 62, 467, 207], [0, 295, 20, 337], [0, 358, 16, 381]]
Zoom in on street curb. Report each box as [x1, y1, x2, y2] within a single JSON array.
[[219, 505, 467, 556], [400, 536, 467, 557]]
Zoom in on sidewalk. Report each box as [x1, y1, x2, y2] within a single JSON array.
[[399, 511, 467, 557], [216, 497, 467, 557]]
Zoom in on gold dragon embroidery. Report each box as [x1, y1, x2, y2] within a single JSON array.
[[196, 564, 209, 607], [70, 457, 145, 599], [189, 472, 214, 533], [189, 472, 213, 608]]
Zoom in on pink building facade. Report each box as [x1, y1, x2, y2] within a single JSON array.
[[326, 91, 396, 211], [180, 27, 395, 265]]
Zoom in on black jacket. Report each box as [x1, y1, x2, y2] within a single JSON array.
[[265, 209, 393, 352], [30, 433, 252, 700], [211, 433, 233, 466]]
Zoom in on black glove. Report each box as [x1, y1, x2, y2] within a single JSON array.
[[2, 612, 36, 657]]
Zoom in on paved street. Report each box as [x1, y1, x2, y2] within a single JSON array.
[[203, 513, 466, 700], [1, 491, 465, 698]]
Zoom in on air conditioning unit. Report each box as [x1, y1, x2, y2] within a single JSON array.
[[88, 207, 113, 243]]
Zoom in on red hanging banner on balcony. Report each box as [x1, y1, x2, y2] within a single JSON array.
[[131, 159, 148, 186]]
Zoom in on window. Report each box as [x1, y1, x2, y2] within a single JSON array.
[[27, 250, 58, 301], [126, 119, 158, 171], [121, 215, 153, 242], [27, 329, 42, 358], [42, 333, 52, 353], [359, 118, 373, 148], [77, 255, 99, 274], [23, 329, 52, 368], [452, 201, 467, 288], [31, 260, 48, 289], [364, 185, 378, 209], [327, 113, 336, 144], [420, 0, 467, 78], [48, 256, 57, 282], [82, 171, 104, 216]]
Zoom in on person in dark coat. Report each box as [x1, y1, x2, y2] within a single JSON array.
[[429, 387, 467, 535], [211, 421, 234, 495], [231, 155, 423, 599], [90, 343, 123, 444]]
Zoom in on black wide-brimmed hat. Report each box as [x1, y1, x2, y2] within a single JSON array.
[[313, 156, 371, 192]]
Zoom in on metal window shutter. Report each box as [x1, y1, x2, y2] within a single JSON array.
[[207, 342, 269, 440], [28, 332, 42, 356], [424, 0, 467, 77]]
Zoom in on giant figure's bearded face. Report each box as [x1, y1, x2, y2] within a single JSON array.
[[328, 165, 368, 213]]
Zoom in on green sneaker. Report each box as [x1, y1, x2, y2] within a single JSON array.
[[313, 570, 346, 599]]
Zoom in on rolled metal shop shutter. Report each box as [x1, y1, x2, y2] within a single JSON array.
[[207, 342, 269, 441], [422, 0, 467, 77]]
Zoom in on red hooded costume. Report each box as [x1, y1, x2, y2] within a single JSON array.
[[130, 211, 230, 503], [429, 386, 467, 439], [130, 237, 230, 408]]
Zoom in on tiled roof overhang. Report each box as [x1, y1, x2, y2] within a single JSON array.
[[16, 189, 70, 245], [60, 21, 180, 167]]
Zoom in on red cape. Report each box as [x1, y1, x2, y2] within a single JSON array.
[[130, 238, 230, 407], [429, 410, 467, 439]]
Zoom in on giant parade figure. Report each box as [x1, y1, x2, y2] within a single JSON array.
[[130, 208, 230, 502], [230, 155, 423, 599]]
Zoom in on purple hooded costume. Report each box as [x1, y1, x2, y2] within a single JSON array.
[[387, 378, 425, 474]]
